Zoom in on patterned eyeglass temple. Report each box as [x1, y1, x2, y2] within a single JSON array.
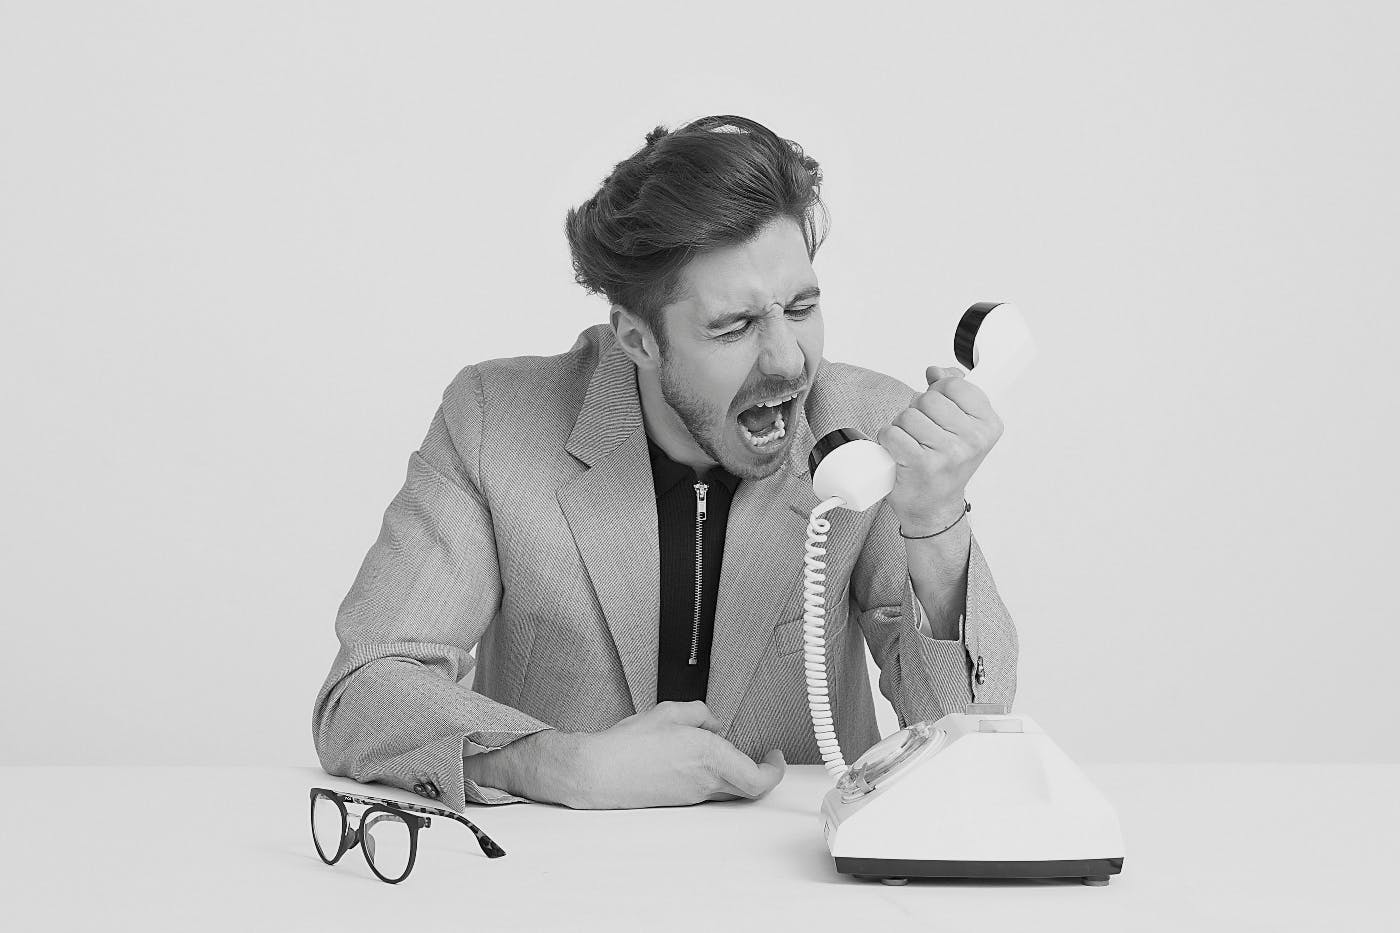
[[329, 788, 506, 858]]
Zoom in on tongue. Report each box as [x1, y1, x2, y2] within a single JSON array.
[[738, 403, 779, 434]]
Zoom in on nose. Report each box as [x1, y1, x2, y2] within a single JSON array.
[[755, 305, 805, 384]]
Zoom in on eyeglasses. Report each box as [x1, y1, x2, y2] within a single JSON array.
[[310, 787, 506, 884]]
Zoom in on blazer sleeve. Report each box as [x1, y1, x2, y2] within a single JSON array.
[[311, 365, 554, 811], [849, 497, 1019, 728]]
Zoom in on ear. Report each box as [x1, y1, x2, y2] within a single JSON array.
[[611, 305, 662, 369]]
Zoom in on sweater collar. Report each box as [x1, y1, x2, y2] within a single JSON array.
[[645, 432, 741, 497]]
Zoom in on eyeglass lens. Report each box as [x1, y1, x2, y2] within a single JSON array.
[[361, 810, 412, 880], [312, 792, 415, 882], [311, 793, 345, 862]]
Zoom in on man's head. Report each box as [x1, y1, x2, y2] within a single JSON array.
[[565, 115, 829, 480]]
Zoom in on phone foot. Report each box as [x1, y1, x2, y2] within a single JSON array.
[[1082, 876, 1110, 886], [880, 877, 909, 886]]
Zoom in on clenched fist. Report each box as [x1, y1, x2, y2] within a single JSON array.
[[563, 701, 786, 809], [876, 365, 1003, 535]]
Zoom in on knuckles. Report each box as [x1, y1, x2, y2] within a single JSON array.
[[876, 424, 894, 447], [893, 408, 923, 433]]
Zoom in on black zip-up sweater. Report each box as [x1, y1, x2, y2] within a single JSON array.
[[646, 432, 742, 703]]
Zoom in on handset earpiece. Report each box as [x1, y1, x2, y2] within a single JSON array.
[[953, 301, 1035, 413]]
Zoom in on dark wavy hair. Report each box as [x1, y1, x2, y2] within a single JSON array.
[[564, 114, 830, 357]]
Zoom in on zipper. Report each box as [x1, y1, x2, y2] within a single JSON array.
[[689, 482, 708, 665]]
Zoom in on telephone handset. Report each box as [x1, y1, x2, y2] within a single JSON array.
[[801, 301, 1036, 777], [800, 302, 1125, 885]]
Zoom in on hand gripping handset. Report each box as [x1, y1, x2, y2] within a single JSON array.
[[801, 301, 1034, 777]]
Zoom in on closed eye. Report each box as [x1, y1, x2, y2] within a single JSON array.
[[718, 306, 817, 341]]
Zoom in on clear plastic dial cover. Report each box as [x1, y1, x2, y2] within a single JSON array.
[[838, 721, 946, 801]]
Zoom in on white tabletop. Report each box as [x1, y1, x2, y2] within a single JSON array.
[[2, 764, 1394, 931]]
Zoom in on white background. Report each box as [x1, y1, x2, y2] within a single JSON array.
[[2, 0, 1395, 767]]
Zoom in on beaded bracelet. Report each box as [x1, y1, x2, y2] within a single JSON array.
[[898, 500, 971, 539]]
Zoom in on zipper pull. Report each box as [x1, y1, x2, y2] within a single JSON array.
[[694, 482, 708, 520]]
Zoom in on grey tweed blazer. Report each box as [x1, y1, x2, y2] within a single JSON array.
[[312, 323, 1018, 810]]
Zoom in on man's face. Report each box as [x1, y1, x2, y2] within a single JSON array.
[[652, 216, 824, 481]]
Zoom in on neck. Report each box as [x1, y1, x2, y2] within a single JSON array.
[[636, 365, 717, 475]]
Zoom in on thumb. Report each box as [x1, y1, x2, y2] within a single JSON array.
[[926, 364, 967, 385]]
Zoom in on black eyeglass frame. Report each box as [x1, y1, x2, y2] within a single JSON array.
[[310, 787, 506, 884]]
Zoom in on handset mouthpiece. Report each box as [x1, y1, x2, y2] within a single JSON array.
[[808, 432, 895, 512]]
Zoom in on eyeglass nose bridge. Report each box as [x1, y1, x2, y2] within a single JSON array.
[[343, 810, 402, 857], [341, 820, 360, 854]]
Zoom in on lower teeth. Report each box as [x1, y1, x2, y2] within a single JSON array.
[[740, 410, 786, 447]]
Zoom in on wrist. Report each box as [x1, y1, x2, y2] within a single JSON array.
[[533, 729, 587, 806], [462, 729, 584, 806], [900, 498, 969, 538]]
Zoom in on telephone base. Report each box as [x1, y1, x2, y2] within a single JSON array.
[[821, 710, 1126, 886], [838, 856, 1124, 884]]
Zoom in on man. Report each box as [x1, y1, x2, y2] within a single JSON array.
[[312, 115, 1018, 812]]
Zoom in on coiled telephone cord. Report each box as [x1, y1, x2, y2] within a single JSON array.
[[804, 497, 850, 778]]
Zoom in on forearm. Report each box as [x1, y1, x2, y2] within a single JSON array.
[[461, 729, 581, 806], [903, 504, 972, 641]]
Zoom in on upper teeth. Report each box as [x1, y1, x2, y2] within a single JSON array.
[[756, 392, 799, 408]]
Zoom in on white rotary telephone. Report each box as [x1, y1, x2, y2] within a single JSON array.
[[802, 302, 1126, 886]]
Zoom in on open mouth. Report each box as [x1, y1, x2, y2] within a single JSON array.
[[736, 393, 798, 449]]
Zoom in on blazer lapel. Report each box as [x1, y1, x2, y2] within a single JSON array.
[[706, 356, 881, 734], [705, 381, 831, 734], [557, 336, 658, 716]]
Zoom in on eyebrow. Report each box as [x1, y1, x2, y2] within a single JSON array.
[[705, 285, 822, 330]]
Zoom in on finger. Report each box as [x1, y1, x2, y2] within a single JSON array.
[[703, 790, 745, 802], [740, 749, 786, 800], [713, 767, 783, 802], [653, 700, 725, 734], [892, 406, 959, 452], [707, 741, 786, 798], [877, 423, 938, 468], [753, 748, 786, 797], [933, 372, 998, 423], [913, 385, 978, 433]]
